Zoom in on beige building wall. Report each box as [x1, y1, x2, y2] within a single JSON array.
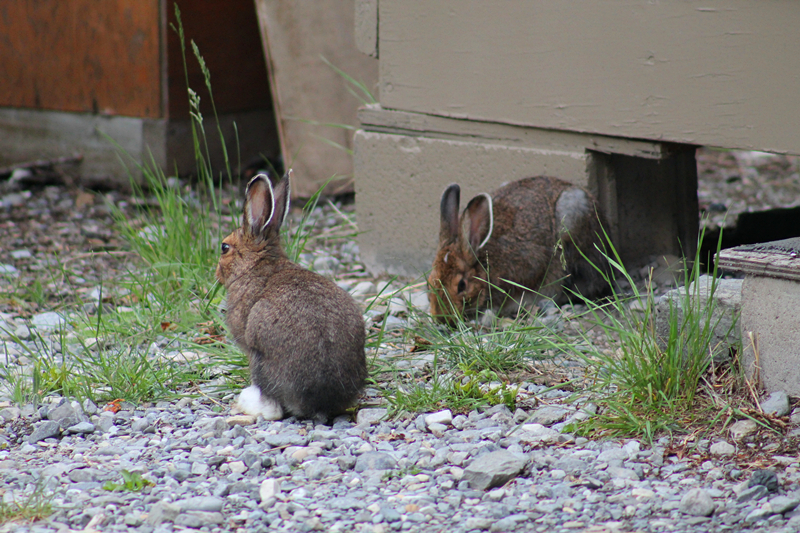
[[378, 0, 800, 155], [353, 0, 793, 276]]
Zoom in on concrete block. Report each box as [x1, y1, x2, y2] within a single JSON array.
[[742, 276, 800, 395]]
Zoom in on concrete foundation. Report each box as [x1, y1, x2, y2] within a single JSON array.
[[0, 107, 278, 186], [354, 106, 697, 277]]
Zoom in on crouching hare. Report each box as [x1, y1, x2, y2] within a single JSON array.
[[428, 176, 610, 324], [216, 172, 367, 420]]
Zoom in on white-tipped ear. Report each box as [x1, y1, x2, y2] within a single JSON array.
[[283, 169, 293, 224], [439, 184, 461, 246], [243, 174, 276, 238], [475, 193, 493, 250], [461, 192, 494, 253]]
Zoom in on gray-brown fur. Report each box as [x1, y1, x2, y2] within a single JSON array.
[[428, 176, 610, 323], [216, 172, 367, 419]]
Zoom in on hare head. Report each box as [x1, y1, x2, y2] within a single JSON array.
[[216, 171, 292, 289], [427, 183, 494, 324]]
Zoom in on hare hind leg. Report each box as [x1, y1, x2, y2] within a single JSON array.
[[237, 385, 284, 420]]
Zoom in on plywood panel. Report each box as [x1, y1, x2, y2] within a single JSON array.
[[167, 0, 272, 119], [379, 0, 800, 155], [255, 0, 378, 197], [0, 1, 162, 118]]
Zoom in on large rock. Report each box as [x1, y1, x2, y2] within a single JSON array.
[[748, 469, 780, 493], [760, 391, 791, 417], [47, 401, 77, 424], [769, 495, 800, 515], [463, 450, 527, 491], [30, 311, 67, 331], [260, 479, 281, 502], [527, 406, 571, 426], [729, 419, 758, 440], [174, 511, 224, 528], [709, 441, 735, 456], [177, 496, 224, 513], [354, 452, 397, 472], [261, 433, 309, 448], [356, 408, 388, 425], [679, 488, 717, 517], [146, 502, 180, 525], [28, 420, 60, 443], [654, 275, 742, 363]]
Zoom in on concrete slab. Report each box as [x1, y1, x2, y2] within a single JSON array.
[[0, 107, 277, 187]]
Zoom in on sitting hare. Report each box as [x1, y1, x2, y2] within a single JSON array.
[[216, 172, 367, 420], [428, 176, 610, 323]]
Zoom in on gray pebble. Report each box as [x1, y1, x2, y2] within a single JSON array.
[[749, 469, 780, 492], [174, 511, 225, 528], [146, 501, 180, 525], [66, 422, 95, 434]]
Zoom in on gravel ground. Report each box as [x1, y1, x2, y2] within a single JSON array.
[[2, 151, 800, 533]]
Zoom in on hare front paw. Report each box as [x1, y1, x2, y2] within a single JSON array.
[[237, 385, 284, 420]]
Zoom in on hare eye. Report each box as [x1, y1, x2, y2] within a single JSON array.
[[457, 279, 466, 293], [221, 243, 230, 254]]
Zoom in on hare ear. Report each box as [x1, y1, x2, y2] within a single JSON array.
[[439, 184, 461, 246], [243, 174, 276, 239], [270, 169, 292, 232], [461, 193, 493, 253]]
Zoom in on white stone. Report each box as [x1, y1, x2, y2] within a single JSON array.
[[260, 478, 281, 502], [356, 408, 388, 425], [10, 249, 31, 259], [428, 423, 447, 437], [729, 419, 758, 440], [632, 488, 655, 499], [30, 312, 67, 331], [190, 462, 209, 475], [424, 409, 453, 427], [229, 461, 247, 474], [710, 441, 736, 456], [350, 281, 377, 299], [226, 414, 256, 427], [679, 488, 717, 517]]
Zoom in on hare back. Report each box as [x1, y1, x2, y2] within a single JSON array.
[[476, 177, 576, 297], [482, 176, 607, 305], [230, 267, 367, 418]]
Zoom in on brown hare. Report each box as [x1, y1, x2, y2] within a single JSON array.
[[428, 176, 610, 324], [216, 172, 367, 420]]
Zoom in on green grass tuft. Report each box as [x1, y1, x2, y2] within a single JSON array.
[[0, 481, 54, 525]]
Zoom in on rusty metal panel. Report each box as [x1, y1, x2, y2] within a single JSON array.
[[0, 1, 163, 118]]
